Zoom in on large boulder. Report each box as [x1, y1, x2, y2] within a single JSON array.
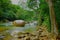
[[13, 20, 26, 27]]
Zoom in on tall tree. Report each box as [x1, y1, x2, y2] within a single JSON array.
[[46, 0, 58, 36]]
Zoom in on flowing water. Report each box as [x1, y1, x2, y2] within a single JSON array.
[[0, 21, 38, 39]]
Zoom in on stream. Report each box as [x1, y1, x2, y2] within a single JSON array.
[[0, 21, 38, 39]]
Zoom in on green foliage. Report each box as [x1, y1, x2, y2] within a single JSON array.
[[38, 0, 51, 32], [17, 10, 35, 21], [0, 0, 35, 21], [53, 0, 60, 32], [27, 0, 51, 32], [0, 0, 22, 21], [28, 0, 38, 9]]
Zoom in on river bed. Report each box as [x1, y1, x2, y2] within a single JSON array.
[[0, 22, 38, 40]]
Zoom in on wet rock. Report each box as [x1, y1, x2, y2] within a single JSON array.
[[24, 37, 30, 40], [13, 20, 26, 27]]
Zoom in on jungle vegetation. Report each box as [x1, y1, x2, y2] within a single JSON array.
[[0, 0, 60, 36]]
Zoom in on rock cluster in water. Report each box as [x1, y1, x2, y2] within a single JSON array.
[[0, 26, 56, 40], [11, 26, 52, 40]]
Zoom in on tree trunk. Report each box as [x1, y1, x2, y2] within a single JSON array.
[[46, 0, 58, 36]]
